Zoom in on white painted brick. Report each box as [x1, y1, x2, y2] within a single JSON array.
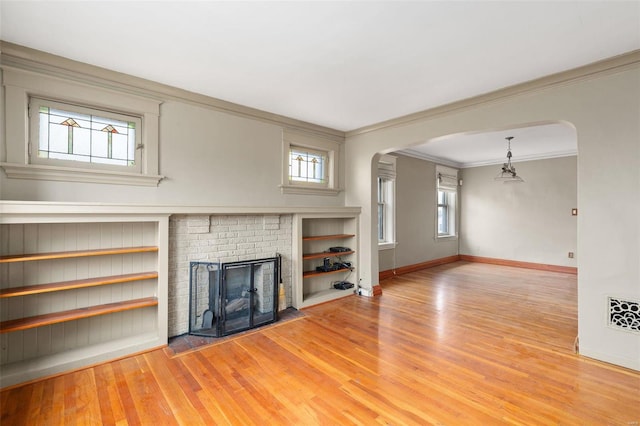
[[263, 215, 280, 224], [238, 216, 259, 225], [218, 217, 239, 225], [168, 213, 294, 337], [187, 216, 210, 226], [187, 226, 209, 234]]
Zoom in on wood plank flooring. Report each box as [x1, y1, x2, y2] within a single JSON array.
[[2, 261, 639, 425]]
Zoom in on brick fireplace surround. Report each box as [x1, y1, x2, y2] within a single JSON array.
[[168, 214, 293, 337]]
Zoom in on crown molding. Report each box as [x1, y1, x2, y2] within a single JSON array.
[[347, 50, 640, 138], [0, 41, 345, 142], [397, 148, 578, 169], [459, 149, 578, 168], [396, 149, 462, 168]]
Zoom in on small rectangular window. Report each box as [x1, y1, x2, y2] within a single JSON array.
[[288, 146, 328, 185], [30, 98, 142, 172]]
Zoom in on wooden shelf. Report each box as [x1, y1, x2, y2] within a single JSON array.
[[0, 297, 159, 333], [303, 267, 354, 278], [0, 272, 159, 298], [302, 234, 355, 242], [0, 246, 159, 263], [302, 250, 355, 260]]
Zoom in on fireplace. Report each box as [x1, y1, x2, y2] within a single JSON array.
[[189, 256, 281, 337]]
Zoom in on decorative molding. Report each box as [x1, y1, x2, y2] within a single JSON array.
[[379, 255, 461, 281], [459, 255, 577, 274], [279, 185, 342, 196], [379, 254, 578, 281], [0, 201, 361, 224], [397, 149, 463, 168], [399, 148, 578, 169], [0, 163, 164, 187], [347, 50, 640, 137], [0, 41, 344, 142], [379, 269, 395, 281]]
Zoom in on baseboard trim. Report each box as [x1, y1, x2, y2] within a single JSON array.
[[379, 254, 577, 280], [379, 255, 461, 281], [459, 255, 578, 275]]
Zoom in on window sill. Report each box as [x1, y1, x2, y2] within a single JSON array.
[[436, 235, 458, 242], [280, 184, 341, 196], [378, 242, 397, 251], [1, 163, 164, 187]]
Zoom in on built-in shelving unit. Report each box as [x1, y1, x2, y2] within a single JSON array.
[[293, 213, 359, 308], [0, 209, 169, 388]]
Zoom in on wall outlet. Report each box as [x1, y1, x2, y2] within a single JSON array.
[[568, 252, 574, 258]]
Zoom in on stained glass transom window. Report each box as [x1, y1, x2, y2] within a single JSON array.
[[289, 147, 327, 184], [33, 99, 140, 168]]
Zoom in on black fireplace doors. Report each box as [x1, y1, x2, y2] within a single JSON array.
[[189, 256, 280, 337]]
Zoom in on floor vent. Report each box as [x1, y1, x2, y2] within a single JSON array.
[[608, 297, 640, 333]]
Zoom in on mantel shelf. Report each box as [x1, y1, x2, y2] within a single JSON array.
[[0, 297, 159, 333], [0, 246, 159, 263], [302, 234, 355, 242], [0, 272, 159, 298], [302, 250, 355, 260]]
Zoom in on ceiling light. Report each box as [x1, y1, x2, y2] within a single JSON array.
[[495, 136, 524, 183]]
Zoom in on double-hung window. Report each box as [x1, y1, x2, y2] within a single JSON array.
[[436, 165, 458, 239], [378, 154, 396, 249]]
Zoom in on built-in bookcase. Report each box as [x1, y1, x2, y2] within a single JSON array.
[[0, 212, 168, 388], [293, 213, 359, 308]]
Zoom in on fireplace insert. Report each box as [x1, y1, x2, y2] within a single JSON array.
[[189, 256, 281, 337]]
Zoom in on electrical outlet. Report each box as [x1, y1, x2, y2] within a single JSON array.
[[568, 252, 574, 258]]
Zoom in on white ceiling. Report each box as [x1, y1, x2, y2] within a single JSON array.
[[1, 1, 638, 164], [400, 122, 578, 168]]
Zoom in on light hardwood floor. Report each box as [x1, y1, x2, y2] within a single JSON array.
[[2, 261, 639, 425]]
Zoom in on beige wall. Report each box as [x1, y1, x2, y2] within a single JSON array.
[[346, 63, 640, 370], [0, 98, 346, 207], [460, 156, 577, 267], [379, 154, 457, 272]]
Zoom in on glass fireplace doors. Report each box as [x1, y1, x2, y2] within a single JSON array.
[[189, 256, 280, 337]]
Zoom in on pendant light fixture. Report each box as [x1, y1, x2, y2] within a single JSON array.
[[495, 136, 524, 183]]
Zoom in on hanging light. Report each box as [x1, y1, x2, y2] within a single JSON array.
[[495, 136, 524, 183]]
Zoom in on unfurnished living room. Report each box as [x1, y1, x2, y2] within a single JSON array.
[[1, 1, 639, 424]]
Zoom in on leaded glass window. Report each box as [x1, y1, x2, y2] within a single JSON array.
[[30, 98, 141, 170], [288, 146, 327, 185]]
